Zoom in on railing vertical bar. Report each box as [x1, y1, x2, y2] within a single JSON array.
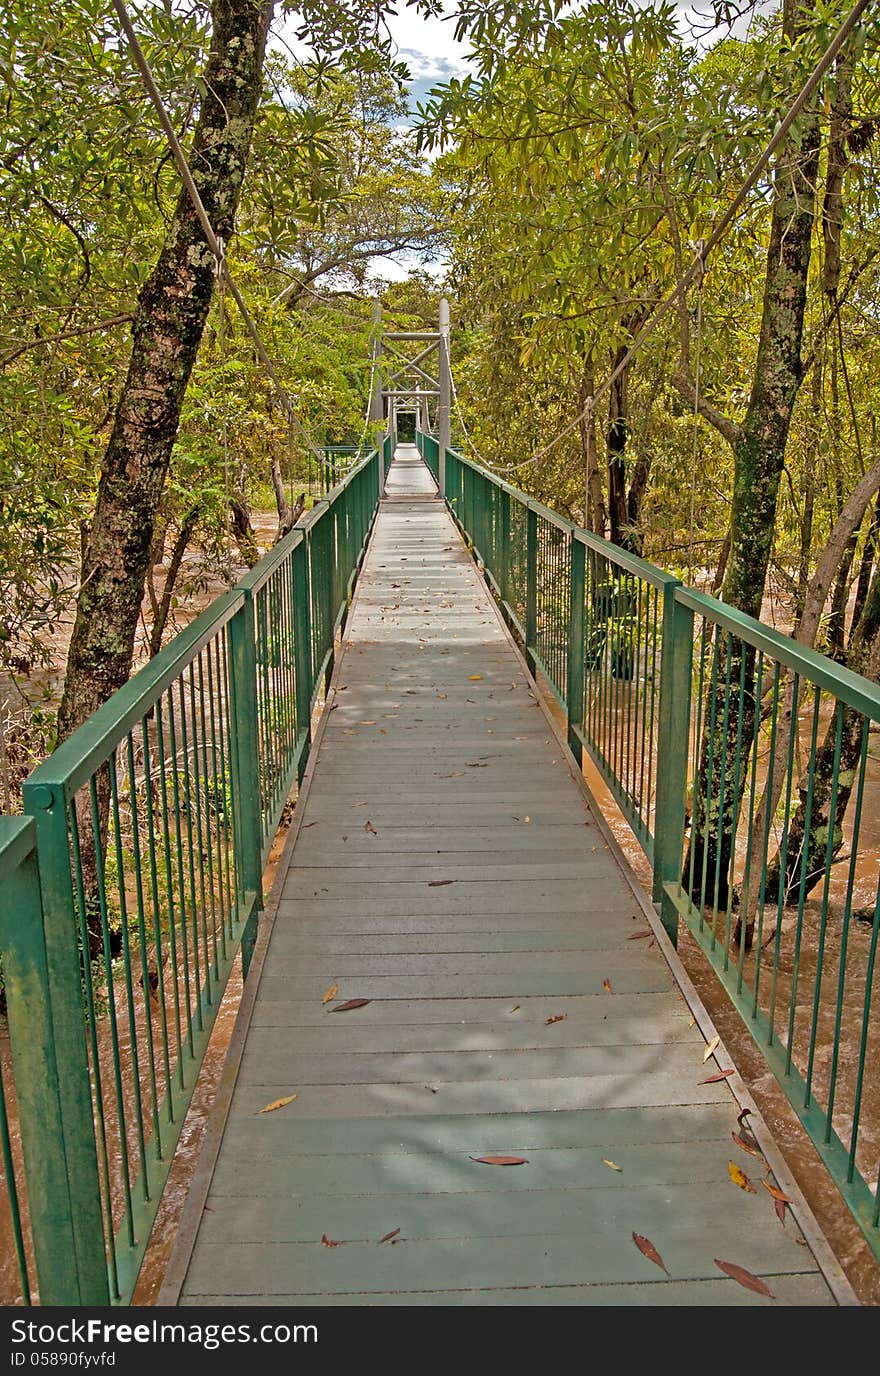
[[107, 752, 149, 1201], [768, 672, 800, 1046], [736, 652, 765, 996], [187, 662, 213, 1004], [804, 700, 845, 1106], [195, 651, 221, 980], [826, 724, 869, 1139], [752, 661, 782, 1014], [784, 686, 823, 1078], [88, 772, 136, 1249], [165, 693, 195, 1053], [141, 714, 178, 1118], [127, 731, 163, 1158]]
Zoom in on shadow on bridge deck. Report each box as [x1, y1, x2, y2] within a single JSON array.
[[161, 448, 852, 1307]]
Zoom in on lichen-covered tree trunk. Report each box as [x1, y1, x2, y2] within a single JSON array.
[[764, 568, 880, 906], [57, 0, 274, 743], [685, 12, 821, 909]]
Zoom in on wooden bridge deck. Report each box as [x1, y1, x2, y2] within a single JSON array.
[[166, 448, 849, 1307]]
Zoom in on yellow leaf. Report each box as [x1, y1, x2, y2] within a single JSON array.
[[258, 1094, 297, 1115], [468, 674, 482, 680], [602, 1159, 622, 1172], [728, 1160, 756, 1193], [703, 1034, 720, 1062], [322, 984, 338, 1005]]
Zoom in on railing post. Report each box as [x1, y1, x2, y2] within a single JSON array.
[[566, 534, 586, 760], [293, 532, 314, 785], [653, 583, 692, 944], [525, 504, 538, 677], [227, 593, 264, 975], [500, 486, 511, 610], [16, 790, 111, 1303]]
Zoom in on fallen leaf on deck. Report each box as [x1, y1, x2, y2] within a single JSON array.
[[602, 1159, 622, 1172], [545, 1014, 567, 1026], [321, 1234, 341, 1248], [437, 692, 447, 699], [728, 1161, 757, 1193], [466, 761, 488, 768], [470, 1155, 529, 1166], [703, 1034, 721, 1062], [429, 879, 454, 886], [509, 1005, 520, 1013], [468, 674, 483, 680], [761, 1180, 792, 1205], [774, 1197, 787, 1223], [731, 1132, 766, 1163], [364, 820, 377, 835], [627, 929, 653, 940], [523, 815, 531, 824], [258, 1094, 297, 1114], [632, 1232, 668, 1274], [714, 1259, 773, 1297], [603, 978, 612, 993], [702, 1068, 735, 1083], [359, 720, 376, 725], [331, 998, 371, 1012], [737, 1108, 753, 1128], [322, 984, 338, 1005], [378, 1228, 400, 1245]]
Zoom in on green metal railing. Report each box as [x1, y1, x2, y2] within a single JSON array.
[[0, 448, 380, 1305], [436, 437, 880, 1261]]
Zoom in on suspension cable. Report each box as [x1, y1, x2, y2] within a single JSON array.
[[111, 0, 325, 464], [493, 0, 873, 473]]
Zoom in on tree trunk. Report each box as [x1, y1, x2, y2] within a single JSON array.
[[763, 567, 880, 905], [607, 346, 630, 548], [230, 493, 260, 568], [686, 1, 821, 908], [148, 506, 201, 657], [625, 449, 651, 557], [578, 355, 606, 535], [57, 0, 273, 744]]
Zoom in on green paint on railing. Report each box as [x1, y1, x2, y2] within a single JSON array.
[[438, 438, 880, 1264], [0, 449, 380, 1305]]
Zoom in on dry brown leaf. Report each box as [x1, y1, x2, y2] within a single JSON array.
[[731, 1132, 767, 1163], [545, 1014, 567, 1026], [602, 978, 613, 993], [331, 998, 371, 1013], [632, 1232, 669, 1274], [429, 879, 454, 887], [509, 1004, 520, 1013], [627, 929, 653, 940], [321, 1234, 341, 1248], [715, 1259, 773, 1297], [364, 820, 377, 835], [321, 984, 338, 1005], [774, 1197, 787, 1223], [469, 1155, 529, 1166], [602, 1159, 623, 1172], [378, 1228, 401, 1245], [728, 1160, 757, 1193], [702, 1068, 735, 1083], [703, 1034, 721, 1062], [258, 1094, 297, 1115], [761, 1180, 792, 1205]]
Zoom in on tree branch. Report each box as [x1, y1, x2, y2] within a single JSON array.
[[671, 370, 742, 446]]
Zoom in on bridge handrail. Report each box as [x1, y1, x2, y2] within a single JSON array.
[[437, 436, 880, 1263], [0, 446, 382, 1304]]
